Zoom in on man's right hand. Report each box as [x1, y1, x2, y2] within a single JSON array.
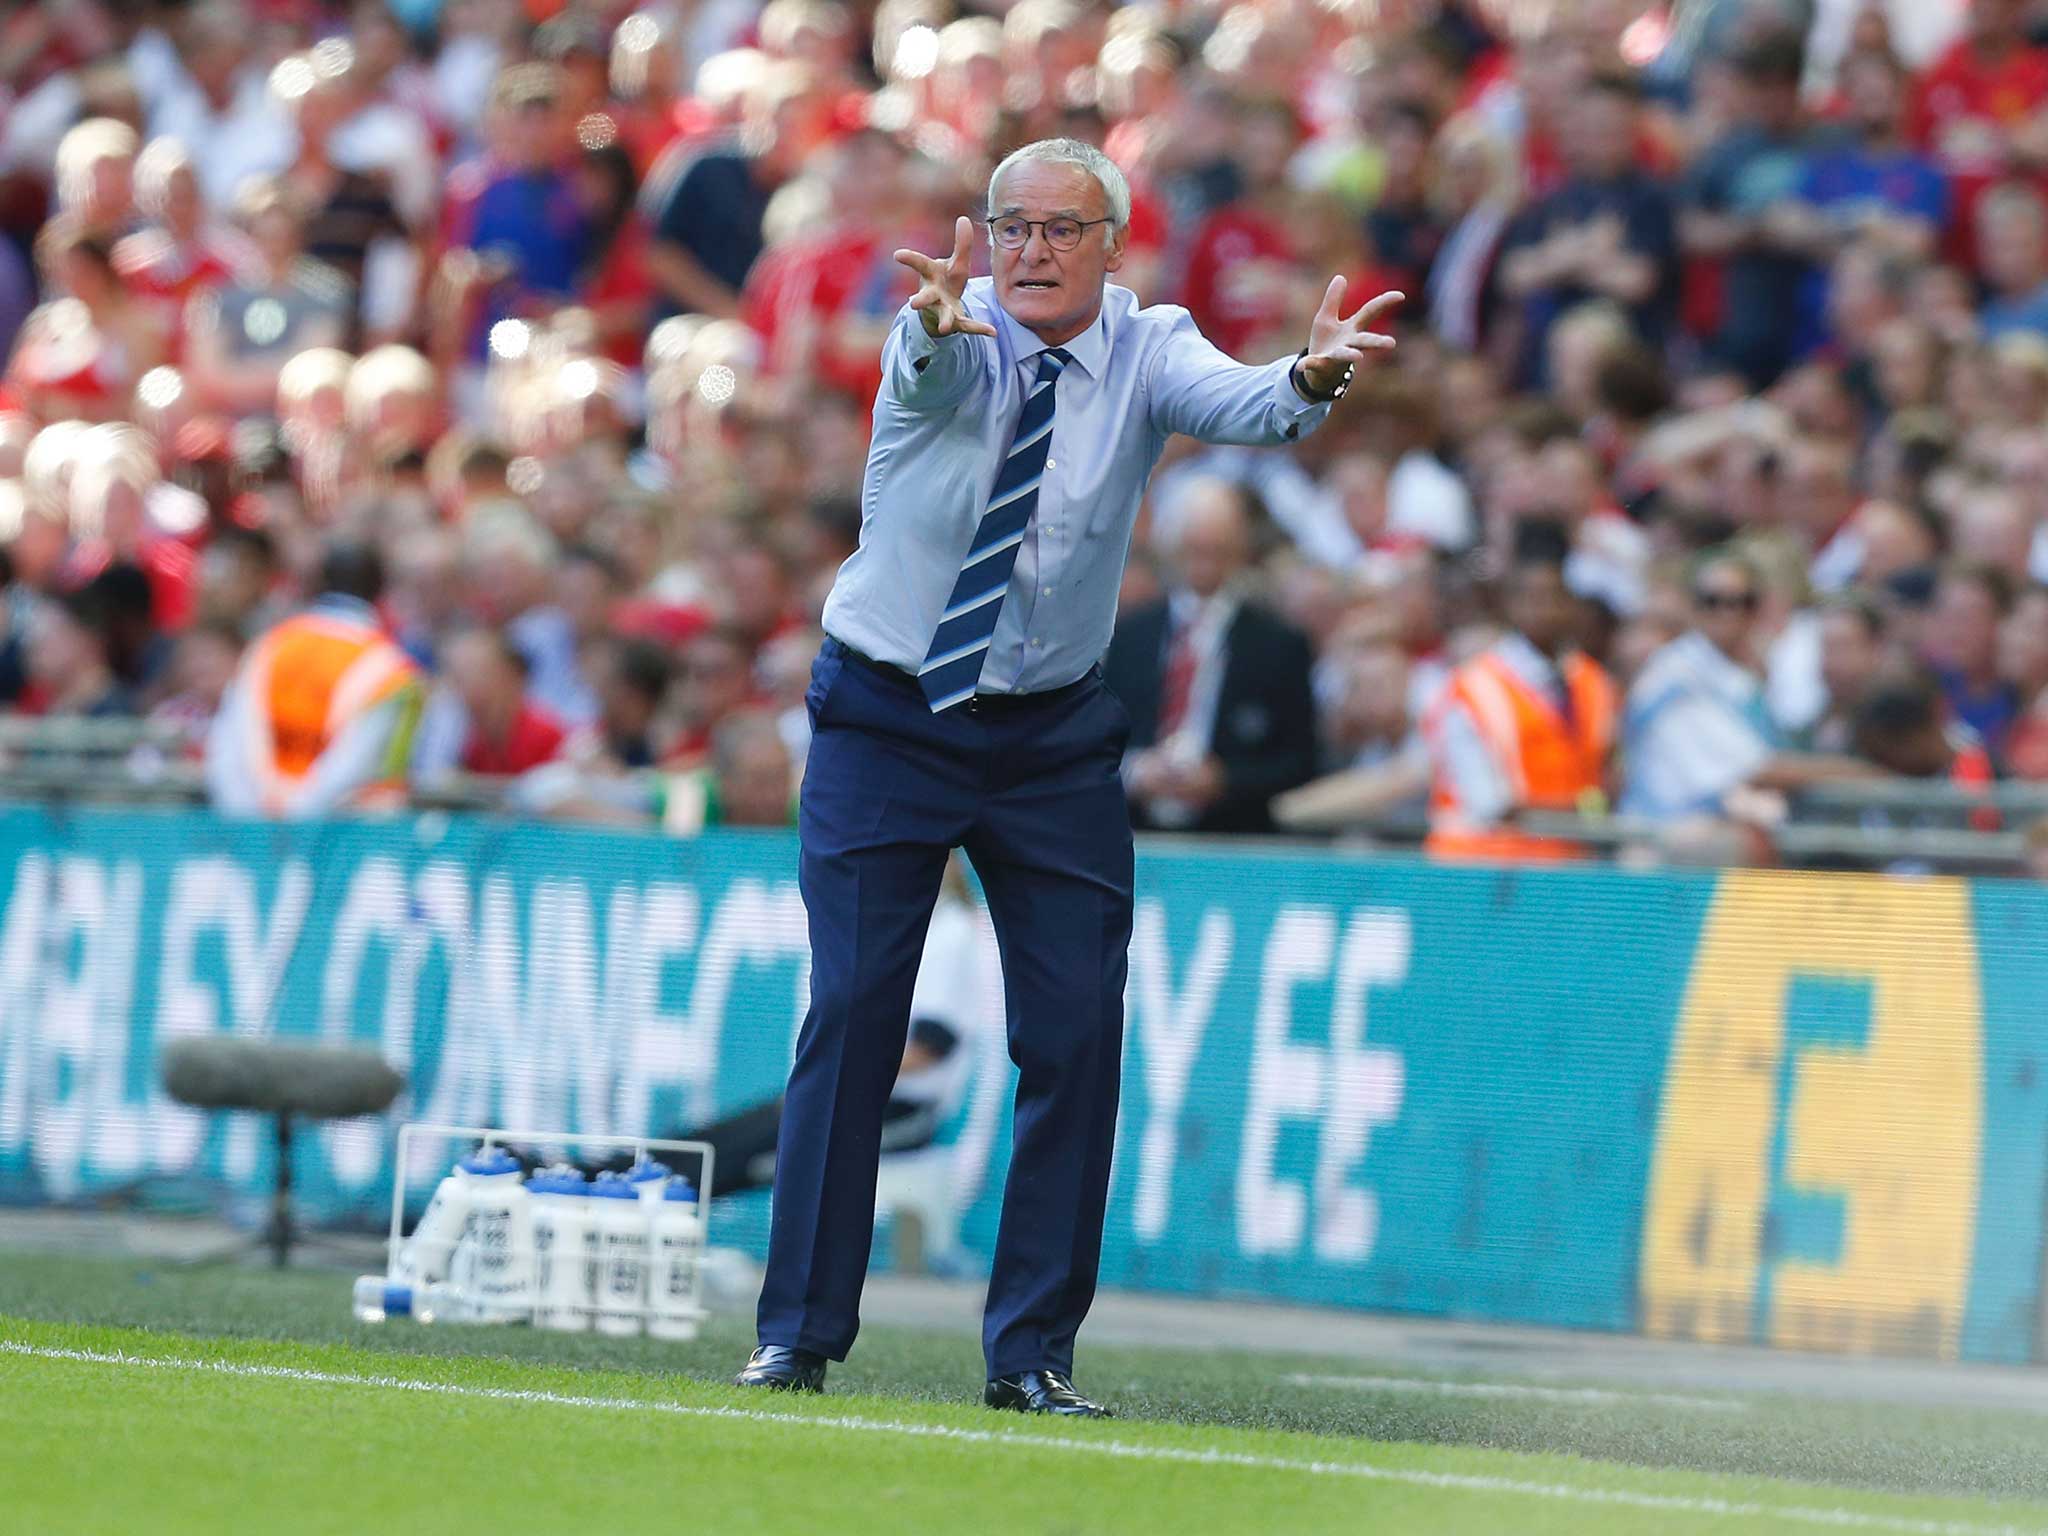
[[896, 216, 999, 340]]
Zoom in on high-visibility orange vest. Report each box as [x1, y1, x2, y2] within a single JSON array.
[[239, 605, 421, 813], [1426, 644, 1617, 863]]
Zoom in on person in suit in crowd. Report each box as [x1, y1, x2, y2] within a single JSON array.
[[1104, 477, 1321, 834]]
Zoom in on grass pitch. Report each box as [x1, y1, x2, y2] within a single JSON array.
[[5, 1251, 2048, 1535]]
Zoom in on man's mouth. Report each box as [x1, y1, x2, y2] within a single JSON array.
[[1017, 279, 1058, 289]]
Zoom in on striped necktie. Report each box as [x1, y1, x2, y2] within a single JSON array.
[[917, 346, 1072, 712]]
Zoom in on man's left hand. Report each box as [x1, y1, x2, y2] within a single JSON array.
[[1298, 279, 1404, 400]]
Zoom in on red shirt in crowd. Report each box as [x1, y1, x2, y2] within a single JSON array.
[[1912, 37, 2048, 267], [461, 702, 567, 775]]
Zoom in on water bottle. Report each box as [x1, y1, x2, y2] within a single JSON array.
[[528, 1165, 593, 1333], [397, 1153, 477, 1284], [450, 1148, 533, 1324], [648, 1176, 704, 1341], [590, 1171, 648, 1336], [353, 1275, 468, 1324], [625, 1156, 672, 1208]]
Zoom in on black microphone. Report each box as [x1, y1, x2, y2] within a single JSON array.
[[161, 1036, 403, 1121]]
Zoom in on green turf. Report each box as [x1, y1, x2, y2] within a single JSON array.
[[7, 1315, 2047, 1536], [4, 1249, 2048, 1513]]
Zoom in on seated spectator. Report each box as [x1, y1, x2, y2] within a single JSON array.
[[1622, 549, 1781, 820], [1925, 561, 2019, 756], [442, 625, 568, 777], [112, 139, 249, 360], [660, 707, 795, 832], [24, 576, 137, 718], [2000, 584, 2048, 776], [665, 624, 759, 767], [1851, 672, 1994, 790], [1976, 182, 2048, 341], [1105, 484, 1319, 834], [184, 180, 351, 418], [1271, 639, 1431, 834], [582, 635, 672, 770], [1806, 591, 1892, 754], [9, 222, 166, 422], [51, 117, 138, 246], [149, 617, 244, 757]]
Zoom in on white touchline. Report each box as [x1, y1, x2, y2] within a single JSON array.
[[1, 1341, 2037, 1536], [1281, 1372, 1744, 1413]]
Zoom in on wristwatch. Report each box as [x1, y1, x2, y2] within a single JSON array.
[[1292, 347, 1354, 404]]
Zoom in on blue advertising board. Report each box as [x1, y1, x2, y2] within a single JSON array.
[[0, 806, 2042, 1362]]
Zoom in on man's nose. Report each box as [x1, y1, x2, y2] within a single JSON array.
[[1021, 228, 1055, 262]]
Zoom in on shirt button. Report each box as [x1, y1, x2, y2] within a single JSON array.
[[1045, 458, 1057, 469], [1042, 586, 1053, 597], [1030, 638, 1043, 649]]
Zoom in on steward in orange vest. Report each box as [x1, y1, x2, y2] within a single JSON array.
[[204, 542, 422, 818], [1424, 521, 1617, 862]]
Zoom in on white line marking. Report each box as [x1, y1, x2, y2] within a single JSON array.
[[0, 1341, 2034, 1536], [1282, 1372, 1743, 1413]]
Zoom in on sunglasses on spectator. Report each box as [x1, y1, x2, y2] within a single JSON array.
[[1695, 589, 1759, 613], [987, 215, 1116, 251]]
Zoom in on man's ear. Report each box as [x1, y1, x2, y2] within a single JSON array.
[[1105, 224, 1128, 274]]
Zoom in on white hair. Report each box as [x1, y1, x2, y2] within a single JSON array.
[[986, 137, 1130, 236]]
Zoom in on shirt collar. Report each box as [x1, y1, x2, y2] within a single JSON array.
[[995, 290, 1111, 379]]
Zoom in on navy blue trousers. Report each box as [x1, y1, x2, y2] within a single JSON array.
[[756, 637, 1135, 1378]]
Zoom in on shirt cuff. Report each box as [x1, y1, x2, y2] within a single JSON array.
[[1271, 357, 1333, 437]]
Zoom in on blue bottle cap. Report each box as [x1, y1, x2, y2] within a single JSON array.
[[589, 1171, 639, 1199], [459, 1148, 521, 1178], [381, 1283, 414, 1317], [529, 1167, 588, 1196], [663, 1177, 699, 1202], [625, 1158, 672, 1183]]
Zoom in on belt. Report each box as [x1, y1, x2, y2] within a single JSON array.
[[823, 636, 1095, 714]]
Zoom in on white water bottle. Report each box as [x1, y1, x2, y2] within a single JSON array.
[[352, 1275, 467, 1324], [590, 1171, 648, 1336], [398, 1155, 476, 1284], [450, 1149, 533, 1324], [528, 1165, 593, 1333], [648, 1176, 704, 1341], [626, 1157, 672, 1208]]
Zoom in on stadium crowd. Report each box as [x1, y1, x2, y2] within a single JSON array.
[[4, 0, 2048, 858]]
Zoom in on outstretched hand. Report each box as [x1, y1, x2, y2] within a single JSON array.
[[896, 216, 999, 340], [1299, 279, 1404, 398]]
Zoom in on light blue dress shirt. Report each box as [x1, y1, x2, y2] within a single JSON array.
[[820, 277, 1333, 694]]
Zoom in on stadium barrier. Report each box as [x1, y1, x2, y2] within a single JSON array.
[[0, 804, 2044, 1364]]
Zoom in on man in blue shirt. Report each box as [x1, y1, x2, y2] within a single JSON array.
[[735, 137, 1400, 1414]]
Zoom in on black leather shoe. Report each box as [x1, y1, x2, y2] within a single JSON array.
[[735, 1345, 828, 1392], [984, 1370, 1114, 1417]]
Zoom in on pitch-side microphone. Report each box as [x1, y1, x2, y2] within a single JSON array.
[[161, 1036, 403, 1121]]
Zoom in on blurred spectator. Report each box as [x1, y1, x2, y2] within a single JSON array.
[[1679, 32, 1814, 389], [24, 576, 136, 718], [1851, 671, 1995, 789], [10, 222, 166, 421], [1922, 559, 2019, 755], [1423, 519, 1617, 861], [661, 705, 794, 831], [149, 617, 244, 757], [1498, 71, 1675, 386], [184, 180, 351, 417], [205, 540, 423, 818], [1807, 590, 1891, 754], [111, 139, 247, 360], [2001, 583, 2048, 776], [666, 623, 758, 767], [1622, 548, 1781, 820], [1975, 182, 2048, 339], [646, 61, 813, 319], [437, 623, 566, 777], [1105, 480, 1319, 834]]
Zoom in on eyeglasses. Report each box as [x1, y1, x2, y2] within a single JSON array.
[[987, 215, 1115, 251], [1695, 590, 1759, 613]]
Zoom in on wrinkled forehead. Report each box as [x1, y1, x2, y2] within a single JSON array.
[[991, 160, 1106, 220]]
